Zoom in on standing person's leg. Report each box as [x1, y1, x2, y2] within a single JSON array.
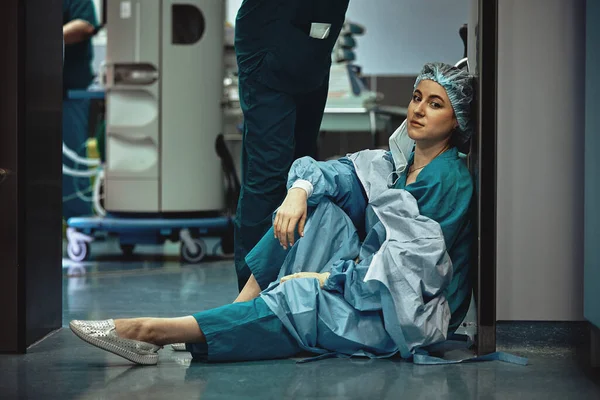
[[234, 73, 297, 291], [293, 74, 330, 161], [62, 98, 92, 220]]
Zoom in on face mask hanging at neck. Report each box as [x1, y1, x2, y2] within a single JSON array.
[[387, 119, 415, 186]]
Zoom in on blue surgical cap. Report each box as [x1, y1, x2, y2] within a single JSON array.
[[414, 62, 475, 143]]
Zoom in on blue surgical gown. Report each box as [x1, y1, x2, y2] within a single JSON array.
[[188, 148, 473, 361], [279, 147, 474, 332]]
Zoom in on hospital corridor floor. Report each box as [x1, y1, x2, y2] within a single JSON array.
[[0, 239, 599, 399]]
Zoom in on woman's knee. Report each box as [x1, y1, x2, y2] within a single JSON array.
[[305, 199, 352, 234]]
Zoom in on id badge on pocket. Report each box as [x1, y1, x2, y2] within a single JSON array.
[[309, 23, 331, 39]]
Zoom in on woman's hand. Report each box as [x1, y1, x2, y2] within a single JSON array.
[[274, 188, 308, 249], [280, 272, 331, 288]]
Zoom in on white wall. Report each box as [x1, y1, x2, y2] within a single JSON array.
[[227, 0, 242, 26], [226, 0, 469, 76], [344, 0, 468, 75], [496, 0, 586, 321], [92, 0, 106, 45]]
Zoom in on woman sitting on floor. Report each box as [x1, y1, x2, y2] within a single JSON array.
[[70, 62, 475, 366]]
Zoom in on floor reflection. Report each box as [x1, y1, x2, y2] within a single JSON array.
[[0, 239, 598, 399]]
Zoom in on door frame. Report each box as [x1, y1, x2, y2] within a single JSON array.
[[472, 0, 498, 355]]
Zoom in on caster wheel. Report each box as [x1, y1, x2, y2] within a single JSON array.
[[221, 234, 234, 255], [120, 244, 135, 257], [181, 238, 207, 264], [67, 240, 90, 262]]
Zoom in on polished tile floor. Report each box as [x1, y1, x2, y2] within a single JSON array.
[[0, 239, 599, 399]]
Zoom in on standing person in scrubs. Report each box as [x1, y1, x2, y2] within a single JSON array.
[[233, 0, 351, 290], [62, 0, 99, 220], [69, 63, 476, 366]]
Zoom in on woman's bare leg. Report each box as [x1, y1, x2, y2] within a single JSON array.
[[113, 275, 261, 348], [233, 274, 261, 303], [114, 316, 205, 346]]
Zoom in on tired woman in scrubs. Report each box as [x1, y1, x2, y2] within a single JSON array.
[[70, 63, 475, 365]]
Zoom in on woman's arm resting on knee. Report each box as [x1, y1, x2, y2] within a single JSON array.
[[273, 188, 308, 249], [272, 156, 368, 249], [287, 157, 367, 217]]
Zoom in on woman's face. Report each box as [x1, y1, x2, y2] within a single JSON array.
[[406, 80, 458, 145]]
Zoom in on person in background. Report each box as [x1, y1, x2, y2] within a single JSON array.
[[62, 0, 99, 220]]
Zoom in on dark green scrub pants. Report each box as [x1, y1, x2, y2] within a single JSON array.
[[233, 0, 350, 290]]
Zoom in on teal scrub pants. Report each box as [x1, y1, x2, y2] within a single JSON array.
[[187, 224, 296, 361], [62, 98, 92, 220], [233, 73, 329, 291], [186, 297, 303, 362]]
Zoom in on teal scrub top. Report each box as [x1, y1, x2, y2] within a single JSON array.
[[63, 0, 99, 92], [395, 147, 474, 331]]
